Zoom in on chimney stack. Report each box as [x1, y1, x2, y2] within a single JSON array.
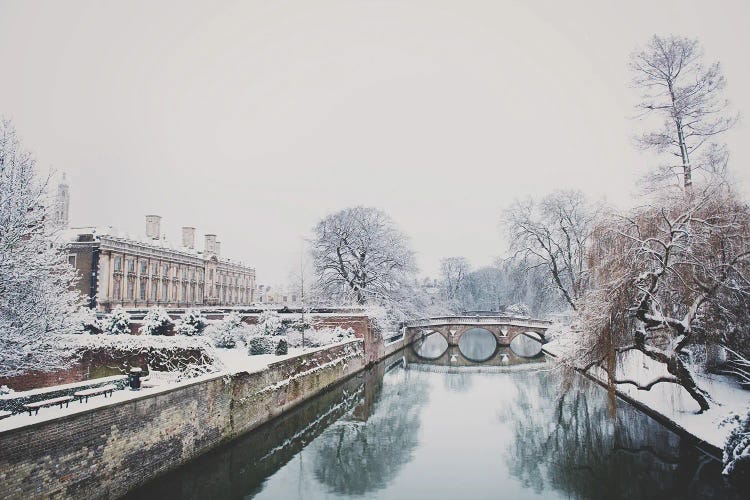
[[204, 234, 217, 255], [181, 227, 195, 249], [145, 215, 161, 240], [215, 241, 221, 257]]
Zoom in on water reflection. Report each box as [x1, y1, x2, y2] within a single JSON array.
[[458, 328, 498, 362], [412, 332, 448, 359], [128, 352, 741, 499], [509, 332, 543, 358]]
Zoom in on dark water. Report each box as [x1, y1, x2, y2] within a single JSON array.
[[127, 335, 741, 499]]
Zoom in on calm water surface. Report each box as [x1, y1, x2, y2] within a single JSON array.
[[128, 333, 741, 499]]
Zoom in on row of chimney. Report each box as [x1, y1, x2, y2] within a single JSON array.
[[144, 215, 220, 256]]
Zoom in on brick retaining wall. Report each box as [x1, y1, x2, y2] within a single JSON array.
[[0, 340, 365, 499]]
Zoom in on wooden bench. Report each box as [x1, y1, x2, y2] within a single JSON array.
[[23, 396, 74, 416], [0, 410, 12, 420], [74, 384, 116, 403]]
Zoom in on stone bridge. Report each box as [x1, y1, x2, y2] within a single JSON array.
[[404, 315, 552, 347]]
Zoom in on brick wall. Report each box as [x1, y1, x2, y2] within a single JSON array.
[[0, 340, 365, 499]]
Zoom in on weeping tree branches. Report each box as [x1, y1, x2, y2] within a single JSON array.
[[570, 185, 750, 412]]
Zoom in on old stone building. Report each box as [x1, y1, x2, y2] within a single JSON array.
[[67, 215, 256, 311]]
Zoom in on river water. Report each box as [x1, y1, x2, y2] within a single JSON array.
[[127, 333, 742, 499]]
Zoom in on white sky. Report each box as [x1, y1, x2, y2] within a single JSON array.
[[1, 0, 748, 285]]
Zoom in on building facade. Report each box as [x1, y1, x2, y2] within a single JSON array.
[[67, 216, 256, 311]]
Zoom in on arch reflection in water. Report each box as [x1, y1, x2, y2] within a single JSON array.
[[412, 332, 448, 359], [458, 328, 498, 362], [509, 331, 543, 358]]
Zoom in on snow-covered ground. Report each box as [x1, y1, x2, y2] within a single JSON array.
[[544, 338, 750, 450]]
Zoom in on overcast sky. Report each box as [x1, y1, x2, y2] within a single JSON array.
[[1, 0, 749, 285]]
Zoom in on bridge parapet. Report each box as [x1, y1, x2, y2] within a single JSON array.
[[405, 315, 551, 347], [406, 316, 552, 329]]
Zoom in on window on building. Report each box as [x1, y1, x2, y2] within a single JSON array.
[[68, 254, 76, 267], [151, 282, 158, 301], [162, 283, 168, 301], [182, 283, 187, 302], [152, 262, 158, 275], [173, 283, 178, 301], [209, 269, 214, 280], [198, 285, 203, 302], [114, 257, 122, 271], [162, 265, 168, 277], [191, 284, 195, 303], [140, 261, 147, 275], [140, 280, 146, 300], [127, 259, 135, 273], [127, 280, 134, 299], [113, 277, 121, 300]]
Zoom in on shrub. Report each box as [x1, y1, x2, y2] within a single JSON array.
[[257, 309, 284, 336], [248, 335, 276, 355], [139, 307, 173, 335], [212, 311, 243, 348], [175, 308, 207, 336], [101, 306, 131, 335], [79, 307, 101, 334], [275, 337, 288, 356]]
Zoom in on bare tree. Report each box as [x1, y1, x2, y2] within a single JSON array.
[[0, 119, 84, 375], [439, 256, 470, 301], [570, 183, 750, 412], [311, 206, 417, 308], [503, 190, 602, 311], [630, 35, 738, 191]]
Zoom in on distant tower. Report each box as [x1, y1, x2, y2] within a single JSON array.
[[54, 173, 70, 228]]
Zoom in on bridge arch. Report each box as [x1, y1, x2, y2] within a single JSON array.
[[406, 316, 551, 349]]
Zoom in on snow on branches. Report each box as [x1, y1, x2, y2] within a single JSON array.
[[570, 183, 750, 412], [175, 308, 207, 336], [139, 307, 173, 336], [101, 307, 131, 335], [0, 119, 85, 376]]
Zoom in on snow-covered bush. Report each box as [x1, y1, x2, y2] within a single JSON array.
[[503, 303, 531, 318], [275, 337, 288, 355], [247, 334, 288, 356], [257, 309, 284, 336], [211, 311, 243, 348], [723, 409, 750, 484], [247, 335, 276, 355], [78, 307, 101, 334], [101, 306, 131, 335], [175, 308, 207, 336], [139, 307, 173, 336], [287, 326, 356, 348]]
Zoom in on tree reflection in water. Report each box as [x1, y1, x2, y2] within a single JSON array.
[[499, 369, 737, 499], [311, 368, 429, 496]]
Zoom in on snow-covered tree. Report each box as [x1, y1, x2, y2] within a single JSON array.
[[257, 309, 283, 336], [175, 308, 207, 336], [211, 311, 242, 348], [630, 35, 738, 191], [439, 257, 470, 301], [101, 306, 131, 335], [723, 409, 750, 483], [139, 306, 173, 335], [503, 190, 603, 311], [569, 183, 750, 412], [79, 307, 101, 334], [312, 206, 417, 306], [0, 119, 84, 375]]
